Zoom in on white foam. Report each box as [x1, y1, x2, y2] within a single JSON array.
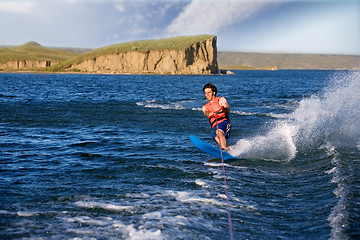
[[325, 166, 336, 174], [0, 210, 10, 215], [66, 229, 95, 235], [233, 122, 297, 161], [232, 71, 360, 160], [61, 214, 165, 239], [326, 149, 350, 239], [204, 161, 233, 168], [16, 211, 40, 217], [142, 211, 162, 220], [125, 193, 150, 199], [232, 110, 289, 119], [232, 110, 257, 116], [195, 179, 209, 188], [164, 215, 188, 226], [113, 223, 164, 240], [217, 193, 228, 200], [75, 201, 134, 212], [65, 215, 108, 226], [136, 100, 185, 110], [174, 191, 226, 207], [230, 197, 258, 211], [166, 190, 257, 212], [191, 107, 202, 111]]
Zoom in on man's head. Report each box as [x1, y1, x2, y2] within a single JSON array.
[[203, 83, 217, 95], [203, 83, 217, 101]]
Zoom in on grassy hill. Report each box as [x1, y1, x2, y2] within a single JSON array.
[[0, 41, 79, 64], [218, 52, 360, 70], [50, 35, 214, 71]]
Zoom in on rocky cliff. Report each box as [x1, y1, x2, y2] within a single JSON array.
[[0, 60, 60, 70], [64, 36, 218, 75]]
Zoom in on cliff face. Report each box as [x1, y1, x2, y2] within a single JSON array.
[[0, 41, 77, 71], [0, 60, 60, 70], [66, 36, 218, 74]]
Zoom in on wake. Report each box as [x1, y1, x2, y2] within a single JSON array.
[[232, 71, 360, 161]]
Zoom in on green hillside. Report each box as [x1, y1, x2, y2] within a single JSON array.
[[50, 35, 214, 71], [0, 41, 79, 64], [218, 52, 360, 70]]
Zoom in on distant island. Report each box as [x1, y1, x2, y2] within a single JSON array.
[[218, 52, 360, 70], [1, 35, 359, 74]]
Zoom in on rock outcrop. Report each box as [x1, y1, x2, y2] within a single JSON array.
[[0, 60, 60, 70], [65, 36, 218, 75]]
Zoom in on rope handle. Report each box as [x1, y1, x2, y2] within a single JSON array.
[[214, 106, 224, 115], [210, 106, 224, 119]]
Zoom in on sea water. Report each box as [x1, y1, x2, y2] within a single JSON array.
[[0, 70, 359, 239]]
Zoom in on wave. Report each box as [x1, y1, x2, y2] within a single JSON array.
[[62, 214, 163, 239], [75, 201, 134, 212], [232, 110, 289, 119], [324, 144, 350, 240], [232, 71, 360, 160], [137, 100, 291, 119], [136, 100, 186, 110], [0, 93, 16, 98]]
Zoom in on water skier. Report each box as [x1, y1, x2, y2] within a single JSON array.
[[202, 83, 231, 150]]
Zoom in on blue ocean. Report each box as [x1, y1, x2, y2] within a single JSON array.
[[1, 70, 359, 239]]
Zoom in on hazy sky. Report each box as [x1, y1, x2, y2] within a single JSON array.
[[0, 0, 359, 55]]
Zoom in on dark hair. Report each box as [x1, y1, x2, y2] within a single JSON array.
[[203, 83, 217, 95]]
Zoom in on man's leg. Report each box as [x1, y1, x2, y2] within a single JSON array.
[[215, 129, 227, 150]]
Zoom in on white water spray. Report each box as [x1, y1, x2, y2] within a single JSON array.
[[232, 71, 360, 160]]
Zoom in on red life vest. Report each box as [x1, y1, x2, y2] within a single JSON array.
[[204, 97, 230, 129]]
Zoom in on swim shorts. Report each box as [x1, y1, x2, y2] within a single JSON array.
[[211, 120, 231, 141]]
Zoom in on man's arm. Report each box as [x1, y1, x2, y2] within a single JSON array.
[[218, 97, 230, 113], [202, 97, 230, 118], [202, 106, 211, 117]]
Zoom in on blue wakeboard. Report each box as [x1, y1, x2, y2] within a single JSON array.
[[189, 135, 239, 160]]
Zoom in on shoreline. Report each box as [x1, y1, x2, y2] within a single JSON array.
[[1, 68, 359, 75]]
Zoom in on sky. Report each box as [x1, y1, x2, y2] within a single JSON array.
[[0, 0, 359, 55]]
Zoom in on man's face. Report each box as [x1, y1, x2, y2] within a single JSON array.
[[204, 88, 215, 101]]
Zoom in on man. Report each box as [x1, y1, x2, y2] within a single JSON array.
[[202, 83, 231, 150]]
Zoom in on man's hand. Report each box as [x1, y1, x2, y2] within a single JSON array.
[[214, 106, 224, 115], [208, 106, 224, 118]]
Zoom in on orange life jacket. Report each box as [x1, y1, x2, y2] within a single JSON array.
[[204, 97, 230, 129]]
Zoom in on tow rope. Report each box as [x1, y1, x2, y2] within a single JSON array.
[[214, 111, 234, 240]]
